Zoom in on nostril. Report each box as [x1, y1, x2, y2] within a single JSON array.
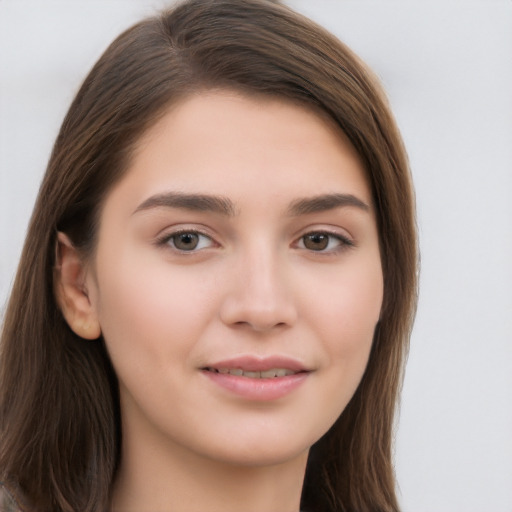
[[228, 317, 291, 333]]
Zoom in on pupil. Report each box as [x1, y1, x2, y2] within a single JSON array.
[[304, 233, 328, 250], [175, 233, 199, 250]]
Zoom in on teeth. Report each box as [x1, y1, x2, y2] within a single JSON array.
[[208, 367, 297, 379]]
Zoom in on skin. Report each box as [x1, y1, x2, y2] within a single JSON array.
[[57, 91, 383, 512]]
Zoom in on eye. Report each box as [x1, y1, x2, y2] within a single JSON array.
[[160, 230, 215, 252], [297, 231, 353, 252]]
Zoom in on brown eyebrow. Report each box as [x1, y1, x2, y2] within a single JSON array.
[[133, 192, 238, 216], [287, 193, 370, 216], [133, 191, 369, 218]]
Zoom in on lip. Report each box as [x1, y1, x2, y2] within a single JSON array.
[[200, 355, 311, 401], [203, 355, 309, 373]]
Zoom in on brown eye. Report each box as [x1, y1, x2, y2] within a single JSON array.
[[172, 232, 200, 250], [158, 230, 215, 253], [298, 231, 353, 253], [303, 233, 329, 251]]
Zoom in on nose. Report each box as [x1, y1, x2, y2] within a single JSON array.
[[219, 246, 298, 333]]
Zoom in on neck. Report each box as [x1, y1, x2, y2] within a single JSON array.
[[110, 423, 308, 512]]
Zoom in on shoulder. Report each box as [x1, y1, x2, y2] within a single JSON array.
[[0, 483, 25, 512]]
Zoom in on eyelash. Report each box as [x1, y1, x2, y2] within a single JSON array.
[[156, 229, 216, 252], [155, 229, 354, 254], [295, 231, 355, 254]]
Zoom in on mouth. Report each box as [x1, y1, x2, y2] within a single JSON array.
[[200, 356, 311, 401], [202, 367, 303, 379]]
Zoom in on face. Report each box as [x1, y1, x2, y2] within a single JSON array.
[[84, 91, 383, 467]]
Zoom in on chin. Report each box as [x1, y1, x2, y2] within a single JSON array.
[[210, 447, 309, 469], [197, 428, 319, 468]]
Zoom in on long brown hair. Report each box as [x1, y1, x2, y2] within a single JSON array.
[[0, 1, 418, 511]]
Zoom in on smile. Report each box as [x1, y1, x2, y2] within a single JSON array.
[[200, 356, 311, 400], [203, 367, 298, 378]]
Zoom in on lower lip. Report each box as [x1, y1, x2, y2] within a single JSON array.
[[202, 370, 309, 401]]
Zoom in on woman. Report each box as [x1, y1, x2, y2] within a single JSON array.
[[0, 0, 418, 511]]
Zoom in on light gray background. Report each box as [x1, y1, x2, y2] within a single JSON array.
[[1, 1, 511, 511]]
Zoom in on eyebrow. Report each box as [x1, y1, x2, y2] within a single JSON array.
[[133, 191, 369, 217], [287, 193, 370, 215], [133, 192, 238, 216]]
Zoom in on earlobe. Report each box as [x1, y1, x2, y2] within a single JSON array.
[[54, 232, 101, 340]]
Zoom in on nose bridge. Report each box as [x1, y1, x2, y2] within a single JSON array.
[[219, 236, 297, 331]]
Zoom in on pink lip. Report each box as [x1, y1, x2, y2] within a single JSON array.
[[200, 355, 311, 401], [204, 355, 309, 373]]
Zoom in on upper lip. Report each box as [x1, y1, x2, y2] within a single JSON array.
[[202, 355, 310, 373]]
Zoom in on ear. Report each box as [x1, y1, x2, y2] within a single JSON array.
[[54, 232, 101, 340]]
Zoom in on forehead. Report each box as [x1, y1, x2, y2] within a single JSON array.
[[108, 90, 372, 212]]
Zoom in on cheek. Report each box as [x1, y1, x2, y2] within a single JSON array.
[[307, 256, 383, 350], [304, 257, 383, 415], [90, 251, 219, 370]]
